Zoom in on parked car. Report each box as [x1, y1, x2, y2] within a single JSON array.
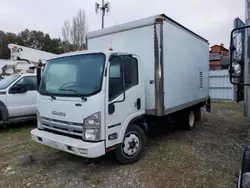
[[0, 73, 37, 125]]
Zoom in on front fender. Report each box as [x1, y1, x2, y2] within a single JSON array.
[[0, 100, 9, 121], [117, 110, 145, 143]]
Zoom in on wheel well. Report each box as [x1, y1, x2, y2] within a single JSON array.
[[0, 110, 3, 121], [128, 116, 148, 135], [0, 103, 9, 121]]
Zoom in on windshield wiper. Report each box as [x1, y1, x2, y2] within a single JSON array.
[[41, 91, 56, 100], [49, 94, 56, 100], [59, 88, 87, 102]]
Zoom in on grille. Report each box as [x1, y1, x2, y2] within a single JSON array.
[[41, 117, 83, 137]]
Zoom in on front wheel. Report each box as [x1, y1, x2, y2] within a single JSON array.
[[115, 124, 146, 165]]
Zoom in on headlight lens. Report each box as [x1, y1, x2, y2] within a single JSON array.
[[83, 112, 101, 141], [84, 129, 99, 140]]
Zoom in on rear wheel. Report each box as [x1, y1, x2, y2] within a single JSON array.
[[115, 124, 146, 165], [179, 109, 196, 131]]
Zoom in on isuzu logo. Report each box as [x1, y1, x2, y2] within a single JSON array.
[[52, 111, 66, 117]]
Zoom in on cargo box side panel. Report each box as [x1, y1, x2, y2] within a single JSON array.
[[163, 21, 209, 112], [88, 25, 156, 110]]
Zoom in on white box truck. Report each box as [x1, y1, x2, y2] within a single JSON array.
[[31, 14, 210, 164]]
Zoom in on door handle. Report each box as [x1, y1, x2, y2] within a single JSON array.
[[136, 98, 141, 110]]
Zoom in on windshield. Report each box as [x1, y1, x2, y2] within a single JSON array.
[[0, 75, 21, 90], [40, 53, 105, 96]]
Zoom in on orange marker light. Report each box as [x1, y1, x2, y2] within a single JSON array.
[[107, 146, 116, 152], [109, 47, 113, 51], [155, 18, 164, 23]]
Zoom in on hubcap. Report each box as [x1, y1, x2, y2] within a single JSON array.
[[189, 111, 195, 128], [122, 132, 140, 157]]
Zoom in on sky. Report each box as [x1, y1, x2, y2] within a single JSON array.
[[0, 0, 245, 48]]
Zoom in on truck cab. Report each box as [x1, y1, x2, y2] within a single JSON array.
[[0, 73, 37, 123], [31, 50, 146, 164]]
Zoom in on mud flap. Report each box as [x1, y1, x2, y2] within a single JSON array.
[[194, 107, 201, 122], [206, 97, 211, 113]]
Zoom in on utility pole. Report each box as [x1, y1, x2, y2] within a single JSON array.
[[95, 1, 111, 29], [245, 0, 250, 118]]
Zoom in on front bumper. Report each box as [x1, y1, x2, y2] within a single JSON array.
[[30, 128, 105, 158]]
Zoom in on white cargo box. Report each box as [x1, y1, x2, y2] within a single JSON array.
[[87, 14, 209, 116]]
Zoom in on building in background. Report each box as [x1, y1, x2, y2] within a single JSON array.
[[209, 44, 229, 70]]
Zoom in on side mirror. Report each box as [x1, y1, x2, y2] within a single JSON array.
[[229, 25, 250, 86], [37, 61, 44, 87], [10, 83, 27, 94]]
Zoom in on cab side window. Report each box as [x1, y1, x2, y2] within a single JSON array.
[[14, 76, 37, 91], [109, 57, 123, 101], [124, 57, 138, 89], [109, 56, 139, 101]]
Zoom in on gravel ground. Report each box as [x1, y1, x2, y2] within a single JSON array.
[[0, 102, 249, 188]]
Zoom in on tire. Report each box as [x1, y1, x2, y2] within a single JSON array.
[[115, 124, 147, 165], [239, 143, 250, 188], [181, 109, 196, 131]]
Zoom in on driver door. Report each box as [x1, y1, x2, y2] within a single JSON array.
[[106, 55, 142, 148], [7, 76, 37, 118]]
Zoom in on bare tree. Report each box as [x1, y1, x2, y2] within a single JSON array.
[[62, 20, 71, 52], [70, 17, 77, 48], [71, 9, 88, 50], [76, 9, 87, 49], [62, 9, 88, 51], [62, 20, 71, 42]]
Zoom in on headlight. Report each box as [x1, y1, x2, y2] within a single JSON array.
[[84, 129, 99, 141], [37, 110, 43, 130], [83, 112, 101, 141]]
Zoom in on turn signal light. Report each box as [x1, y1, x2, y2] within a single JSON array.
[[155, 18, 164, 23]]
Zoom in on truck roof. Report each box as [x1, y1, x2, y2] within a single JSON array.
[[87, 13, 208, 44], [48, 50, 114, 60]]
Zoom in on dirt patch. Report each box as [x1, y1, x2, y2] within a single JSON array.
[[0, 102, 249, 188]]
